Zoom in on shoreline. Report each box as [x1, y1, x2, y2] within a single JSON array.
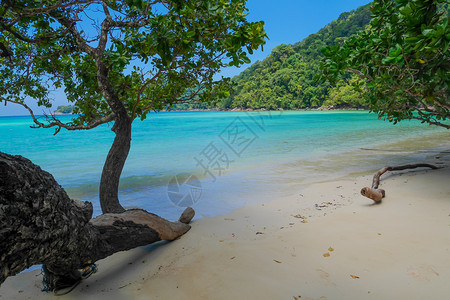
[[3, 108, 370, 118], [170, 106, 369, 112], [2, 151, 449, 299]]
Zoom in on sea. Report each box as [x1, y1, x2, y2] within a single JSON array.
[[1, 111, 449, 221]]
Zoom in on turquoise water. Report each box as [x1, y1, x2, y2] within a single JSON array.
[[1, 111, 449, 220]]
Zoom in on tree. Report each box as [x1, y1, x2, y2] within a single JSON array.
[[0, 0, 266, 214], [320, 0, 449, 128], [0, 0, 266, 290], [322, 75, 367, 108]]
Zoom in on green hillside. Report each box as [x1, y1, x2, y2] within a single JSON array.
[[55, 105, 74, 114], [220, 3, 373, 110]]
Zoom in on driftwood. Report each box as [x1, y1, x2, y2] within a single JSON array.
[[0, 152, 194, 291], [361, 163, 439, 202]]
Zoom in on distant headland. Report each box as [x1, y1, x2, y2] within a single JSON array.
[[54, 105, 73, 115]]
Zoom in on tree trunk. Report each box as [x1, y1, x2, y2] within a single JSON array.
[[0, 152, 195, 291], [360, 163, 439, 202], [94, 53, 133, 214], [99, 113, 131, 214]]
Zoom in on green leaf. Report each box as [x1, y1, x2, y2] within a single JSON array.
[[399, 4, 412, 16], [422, 29, 433, 37], [382, 56, 396, 64], [242, 56, 251, 64]]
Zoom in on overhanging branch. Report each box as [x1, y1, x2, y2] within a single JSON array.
[[410, 116, 450, 129], [3, 99, 116, 135]]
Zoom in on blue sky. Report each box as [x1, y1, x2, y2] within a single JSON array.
[[0, 0, 371, 116]]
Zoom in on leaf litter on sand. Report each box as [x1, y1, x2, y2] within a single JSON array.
[[322, 246, 335, 257], [293, 214, 308, 222]]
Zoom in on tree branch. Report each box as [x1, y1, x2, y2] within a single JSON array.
[[49, 11, 96, 56], [361, 163, 439, 202], [3, 99, 116, 135], [410, 116, 450, 129], [131, 69, 162, 119]]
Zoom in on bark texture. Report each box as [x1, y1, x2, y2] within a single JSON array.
[[0, 152, 194, 290], [360, 163, 439, 202], [99, 114, 131, 213], [96, 56, 132, 214]]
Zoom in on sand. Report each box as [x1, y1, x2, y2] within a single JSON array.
[[1, 155, 450, 300]]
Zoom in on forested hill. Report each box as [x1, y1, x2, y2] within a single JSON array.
[[220, 3, 372, 110]]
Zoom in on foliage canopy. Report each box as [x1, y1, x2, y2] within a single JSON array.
[[320, 0, 449, 128], [0, 0, 266, 129]]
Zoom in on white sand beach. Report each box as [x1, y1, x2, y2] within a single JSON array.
[[1, 153, 449, 300]]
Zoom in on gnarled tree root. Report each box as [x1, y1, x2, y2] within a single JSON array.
[[361, 163, 439, 203]]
